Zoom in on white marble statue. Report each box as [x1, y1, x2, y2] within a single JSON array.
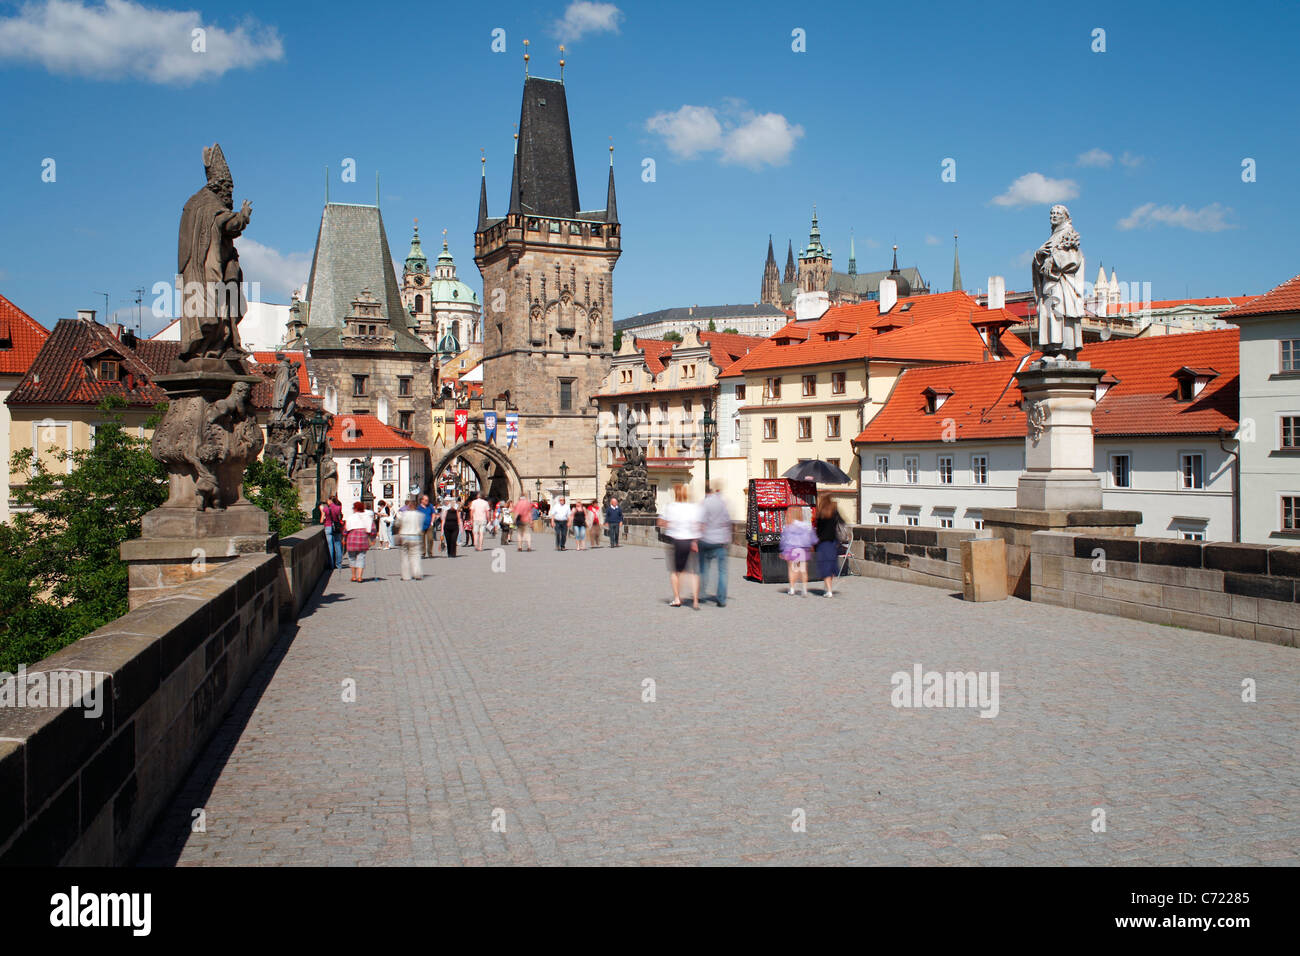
[[1032, 204, 1086, 362]]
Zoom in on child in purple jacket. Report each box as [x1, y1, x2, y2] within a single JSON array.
[[779, 505, 817, 596]]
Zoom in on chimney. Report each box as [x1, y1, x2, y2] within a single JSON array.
[[107, 323, 124, 339], [987, 276, 1005, 310], [879, 278, 898, 315], [77, 309, 96, 323]]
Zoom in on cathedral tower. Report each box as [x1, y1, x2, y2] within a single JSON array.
[[761, 235, 781, 307], [798, 206, 832, 293], [474, 72, 621, 500]]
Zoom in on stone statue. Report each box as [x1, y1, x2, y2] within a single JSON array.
[[269, 352, 300, 426], [604, 443, 656, 514], [177, 143, 252, 363], [153, 378, 264, 511], [359, 456, 375, 500], [1032, 204, 1086, 362]]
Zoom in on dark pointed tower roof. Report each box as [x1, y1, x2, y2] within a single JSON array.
[[605, 145, 618, 223], [951, 233, 962, 292], [765, 235, 777, 267], [509, 76, 581, 218], [477, 157, 489, 230], [784, 240, 796, 283], [848, 231, 857, 276]]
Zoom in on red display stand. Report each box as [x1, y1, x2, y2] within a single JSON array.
[[744, 477, 816, 582]]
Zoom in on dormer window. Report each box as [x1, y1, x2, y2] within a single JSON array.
[[98, 360, 119, 381], [1174, 366, 1218, 402], [923, 386, 952, 414], [1095, 372, 1119, 403]]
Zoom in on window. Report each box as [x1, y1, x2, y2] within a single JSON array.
[[1284, 496, 1299, 531], [904, 455, 919, 484], [797, 416, 812, 440], [659, 400, 669, 416], [802, 375, 816, 397], [827, 415, 841, 439], [559, 379, 574, 411], [352, 375, 368, 397], [98, 360, 119, 381], [969, 511, 984, 530], [349, 459, 364, 481], [683, 398, 692, 416], [733, 417, 741, 442], [1111, 453, 1131, 488], [763, 459, 778, 479], [904, 511, 920, 527], [765, 377, 781, 400], [1282, 339, 1299, 373], [1180, 453, 1204, 490], [876, 512, 889, 524], [831, 371, 846, 395], [827, 458, 841, 472], [381, 458, 396, 480], [1180, 529, 1206, 541], [735, 384, 746, 400], [875, 456, 889, 483], [1282, 416, 1299, 449], [398, 376, 411, 397], [938, 455, 953, 485], [938, 516, 954, 529], [398, 411, 413, 432], [763, 418, 777, 440], [971, 455, 989, 485]]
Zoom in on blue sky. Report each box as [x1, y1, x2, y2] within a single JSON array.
[[1, 0, 1297, 335]]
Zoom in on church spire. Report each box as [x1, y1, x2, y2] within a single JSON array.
[[477, 153, 489, 230], [605, 141, 618, 223], [951, 232, 962, 292], [784, 239, 796, 283], [848, 230, 857, 276], [761, 234, 780, 306]]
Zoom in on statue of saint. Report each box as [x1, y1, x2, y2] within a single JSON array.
[[177, 143, 252, 363], [270, 352, 300, 427], [1032, 204, 1086, 361]]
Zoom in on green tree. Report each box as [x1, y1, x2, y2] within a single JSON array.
[[707, 319, 717, 332], [0, 396, 167, 671], [243, 457, 305, 539], [722, 327, 739, 335], [662, 331, 683, 342], [612, 329, 622, 352]]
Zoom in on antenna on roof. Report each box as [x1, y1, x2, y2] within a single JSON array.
[[523, 38, 530, 76], [375, 170, 380, 208], [559, 44, 566, 82], [325, 166, 329, 204]]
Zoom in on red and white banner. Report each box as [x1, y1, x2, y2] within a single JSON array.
[[454, 408, 468, 443]]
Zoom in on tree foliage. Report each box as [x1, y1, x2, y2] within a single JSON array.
[[0, 397, 166, 671], [243, 457, 305, 539], [707, 319, 717, 332], [722, 327, 739, 335], [662, 331, 683, 342], [612, 329, 622, 352]]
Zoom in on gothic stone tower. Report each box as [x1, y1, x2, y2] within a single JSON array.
[[474, 74, 620, 501], [761, 235, 781, 308], [798, 206, 832, 293]]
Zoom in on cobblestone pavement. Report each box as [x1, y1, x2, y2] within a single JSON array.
[[138, 539, 1300, 866]]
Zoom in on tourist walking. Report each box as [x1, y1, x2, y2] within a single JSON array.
[[586, 501, 601, 548], [395, 495, 425, 581], [321, 495, 344, 570], [569, 496, 588, 551], [698, 482, 732, 607], [779, 505, 816, 596], [344, 500, 375, 583], [605, 497, 623, 547], [418, 493, 436, 558], [460, 498, 473, 547], [551, 496, 571, 550], [442, 497, 461, 558], [814, 495, 848, 598], [499, 500, 513, 545], [376, 499, 393, 549], [470, 492, 490, 551], [658, 484, 701, 609], [513, 493, 534, 551]]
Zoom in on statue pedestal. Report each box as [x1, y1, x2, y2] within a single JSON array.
[[121, 366, 272, 608], [982, 360, 1140, 598]]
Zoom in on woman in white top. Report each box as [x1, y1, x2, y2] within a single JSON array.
[[376, 499, 393, 549], [343, 501, 375, 583], [657, 484, 702, 609]]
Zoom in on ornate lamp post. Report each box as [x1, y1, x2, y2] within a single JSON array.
[[559, 460, 569, 498], [308, 410, 330, 524], [534, 478, 542, 500], [701, 395, 717, 490]]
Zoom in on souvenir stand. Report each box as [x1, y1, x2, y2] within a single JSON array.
[[744, 477, 816, 583]]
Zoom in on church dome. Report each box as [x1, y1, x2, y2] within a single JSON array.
[[428, 238, 480, 306]]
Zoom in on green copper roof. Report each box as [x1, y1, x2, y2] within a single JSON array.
[[405, 225, 427, 270]]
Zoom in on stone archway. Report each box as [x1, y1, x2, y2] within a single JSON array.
[[430, 440, 522, 503]]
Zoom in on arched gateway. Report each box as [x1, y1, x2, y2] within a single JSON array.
[[430, 440, 522, 503]]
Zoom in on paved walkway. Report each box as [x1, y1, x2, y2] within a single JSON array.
[[139, 538, 1300, 866]]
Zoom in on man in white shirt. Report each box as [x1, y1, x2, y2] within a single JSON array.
[[469, 493, 491, 551], [550, 497, 572, 551], [698, 482, 733, 607]]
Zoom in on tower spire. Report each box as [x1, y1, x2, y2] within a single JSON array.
[[951, 232, 962, 292], [477, 151, 489, 230], [605, 140, 618, 223], [784, 239, 796, 283], [848, 229, 857, 276]]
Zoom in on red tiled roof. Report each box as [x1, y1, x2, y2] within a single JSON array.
[[250, 350, 314, 395], [633, 337, 675, 375], [720, 292, 1027, 376], [1219, 274, 1300, 319], [855, 327, 1239, 444], [0, 294, 50, 377], [699, 330, 766, 367], [327, 413, 427, 452]]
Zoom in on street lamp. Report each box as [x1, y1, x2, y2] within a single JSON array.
[[559, 460, 569, 498], [307, 410, 330, 524], [534, 477, 542, 500], [701, 395, 717, 490]]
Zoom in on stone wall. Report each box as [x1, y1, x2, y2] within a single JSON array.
[[847, 525, 977, 591], [1030, 532, 1300, 647], [0, 529, 328, 865]]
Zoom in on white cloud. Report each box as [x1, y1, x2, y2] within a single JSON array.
[[1015, 249, 1036, 268], [645, 103, 802, 169], [990, 172, 1079, 208], [0, 0, 282, 84], [1076, 148, 1113, 168], [924, 234, 942, 246], [1119, 151, 1144, 169], [236, 238, 311, 301], [552, 1, 622, 42], [1117, 202, 1234, 232]]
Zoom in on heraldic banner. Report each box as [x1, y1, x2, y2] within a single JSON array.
[[484, 410, 497, 444], [505, 412, 518, 449], [454, 408, 468, 443]]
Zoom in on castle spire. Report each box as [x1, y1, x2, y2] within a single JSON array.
[[951, 232, 962, 292], [477, 152, 489, 230], [784, 239, 796, 283], [605, 140, 618, 223], [848, 230, 857, 276]]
